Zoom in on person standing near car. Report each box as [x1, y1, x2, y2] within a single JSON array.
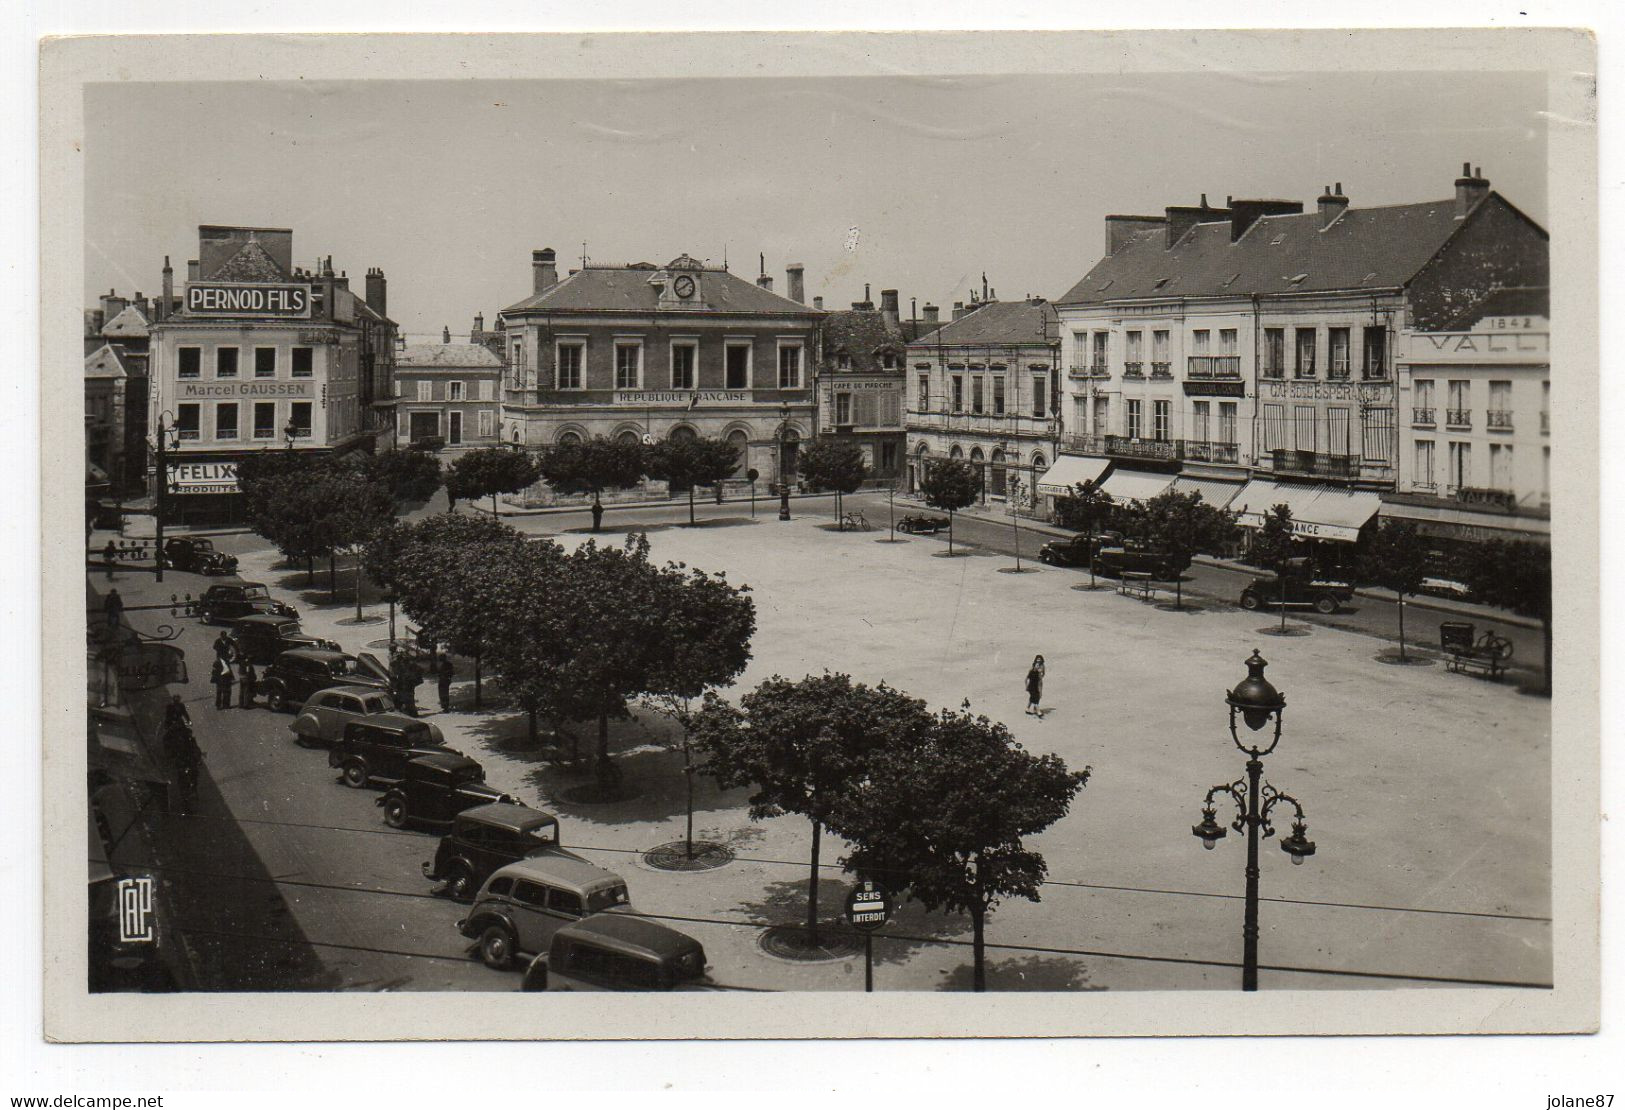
[[237, 656, 258, 709], [211, 654, 235, 710], [1025, 654, 1046, 718], [103, 587, 123, 631], [436, 654, 454, 713], [213, 630, 237, 667], [102, 539, 117, 579]]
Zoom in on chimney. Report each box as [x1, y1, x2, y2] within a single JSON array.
[[952, 301, 966, 321], [442, 326, 451, 344], [100, 290, 127, 320], [813, 296, 824, 310], [880, 289, 901, 331], [786, 263, 805, 304], [1316, 184, 1349, 229], [1229, 198, 1304, 242], [187, 259, 200, 282], [365, 267, 388, 317], [134, 292, 149, 319], [532, 248, 558, 294], [472, 312, 485, 340], [1105, 215, 1166, 257], [922, 304, 940, 327], [1454, 162, 1490, 219], [756, 273, 774, 291], [160, 257, 173, 321], [89, 310, 105, 335], [1163, 203, 1218, 249]]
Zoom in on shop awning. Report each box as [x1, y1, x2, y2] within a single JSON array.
[[1170, 476, 1244, 510], [1234, 479, 1379, 542], [1099, 468, 1175, 505], [1035, 454, 1111, 497]]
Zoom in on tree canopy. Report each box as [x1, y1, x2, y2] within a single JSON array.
[[535, 437, 648, 529], [1358, 519, 1432, 660], [1140, 489, 1236, 607], [646, 436, 741, 525], [919, 458, 979, 553], [1463, 537, 1552, 691], [1253, 503, 1298, 630], [446, 447, 541, 515], [797, 438, 870, 520]]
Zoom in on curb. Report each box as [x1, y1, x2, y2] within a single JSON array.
[[478, 490, 844, 518]]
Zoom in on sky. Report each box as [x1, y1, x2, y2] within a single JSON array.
[[84, 70, 1547, 338]]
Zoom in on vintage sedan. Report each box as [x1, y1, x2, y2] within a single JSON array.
[[1037, 530, 1124, 568], [259, 648, 391, 712], [1238, 574, 1356, 615], [894, 513, 950, 535], [328, 716, 449, 788], [377, 752, 512, 830], [198, 582, 298, 625], [230, 614, 341, 666], [161, 536, 239, 576], [521, 916, 712, 992], [424, 803, 566, 902], [291, 685, 438, 748], [457, 855, 632, 971]]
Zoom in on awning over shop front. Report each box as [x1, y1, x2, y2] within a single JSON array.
[[1233, 479, 1380, 542], [1170, 476, 1244, 510], [1035, 454, 1110, 497], [1099, 468, 1175, 505]]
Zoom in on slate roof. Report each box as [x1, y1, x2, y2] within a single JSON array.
[[208, 238, 290, 283], [501, 262, 817, 317], [822, 307, 906, 372], [101, 304, 151, 338], [85, 343, 131, 379], [397, 343, 505, 370], [907, 299, 1059, 349], [1438, 285, 1549, 330], [1056, 197, 1495, 307]]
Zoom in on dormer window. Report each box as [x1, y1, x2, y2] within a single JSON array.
[[837, 349, 851, 370], [881, 352, 897, 369]]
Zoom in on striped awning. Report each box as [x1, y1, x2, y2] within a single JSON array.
[[1170, 475, 1244, 510], [1035, 454, 1111, 497], [1233, 479, 1379, 542], [1099, 468, 1175, 505]]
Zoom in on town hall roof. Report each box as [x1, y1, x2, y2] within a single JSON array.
[[501, 262, 818, 317]]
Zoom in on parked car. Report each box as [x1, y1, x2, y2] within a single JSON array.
[[1037, 530, 1125, 567], [198, 581, 298, 625], [1093, 541, 1190, 581], [457, 855, 633, 970], [424, 803, 565, 902], [259, 648, 391, 712], [230, 615, 343, 666], [520, 915, 711, 992], [378, 752, 512, 830], [160, 536, 238, 576], [1238, 574, 1356, 615], [291, 685, 420, 747], [328, 716, 450, 788], [1419, 576, 1472, 601], [895, 513, 950, 534]]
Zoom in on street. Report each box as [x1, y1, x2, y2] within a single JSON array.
[[96, 498, 1551, 993]]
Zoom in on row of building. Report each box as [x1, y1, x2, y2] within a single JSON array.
[[90, 162, 1550, 557]]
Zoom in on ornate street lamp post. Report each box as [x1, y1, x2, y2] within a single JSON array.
[[776, 403, 792, 522], [1191, 650, 1318, 991], [149, 411, 181, 584]]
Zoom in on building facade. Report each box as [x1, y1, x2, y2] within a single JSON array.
[[84, 343, 129, 491], [395, 326, 505, 449], [498, 250, 821, 486], [904, 296, 1062, 512], [84, 290, 157, 493], [1386, 287, 1550, 548], [1051, 165, 1548, 564], [147, 225, 398, 523], [815, 287, 908, 482]]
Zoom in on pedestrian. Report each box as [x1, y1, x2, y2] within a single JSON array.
[[238, 657, 258, 709], [1025, 654, 1046, 718], [213, 630, 237, 667], [436, 654, 454, 713], [211, 655, 235, 710], [404, 656, 424, 717], [590, 499, 605, 533], [103, 587, 123, 631], [102, 539, 116, 579]]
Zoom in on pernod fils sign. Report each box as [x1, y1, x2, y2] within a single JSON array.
[[186, 282, 313, 318]]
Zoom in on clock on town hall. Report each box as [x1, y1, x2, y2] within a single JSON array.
[[673, 274, 696, 298]]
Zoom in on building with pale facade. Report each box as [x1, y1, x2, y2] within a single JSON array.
[[815, 286, 908, 483], [395, 327, 505, 450]]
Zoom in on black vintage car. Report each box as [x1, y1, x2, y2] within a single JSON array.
[[1238, 574, 1356, 615], [1093, 541, 1190, 581], [259, 648, 391, 712], [230, 614, 341, 666], [378, 752, 513, 829], [198, 582, 298, 625], [160, 536, 239, 576], [424, 803, 565, 902], [328, 717, 449, 788], [1037, 530, 1124, 567], [895, 513, 950, 534]]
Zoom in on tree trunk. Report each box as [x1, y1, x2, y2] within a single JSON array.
[[1087, 522, 1097, 588], [354, 553, 364, 622], [806, 817, 822, 944], [970, 901, 987, 992], [1175, 572, 1183, 610], [328, 553, 336, 599], [491, 491, 499, 519], [688, 485, 696, 526], [1279, 572, 1288, 631], [307, 555, 314, 585], [1397, 590, 1407, 661], [526, 704, 538, 747], [597, 708, 610, 770], [683, 740, 695, 860], [473, 651, 482, 710], [948, 512, 955, 555]]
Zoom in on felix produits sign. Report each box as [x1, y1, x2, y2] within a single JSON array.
[[167, 461, 239, 496], [186, 282, 313, 318]]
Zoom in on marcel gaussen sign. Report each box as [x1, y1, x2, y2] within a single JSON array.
[[186, 282, 313, 318], [178, 380, 315, 400], [167, 461, 239, 496]]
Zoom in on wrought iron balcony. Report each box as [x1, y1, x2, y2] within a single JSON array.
[[1150, 361, 1172, 379], [1105, 435, 1179, 462], [1261, 365, 1285, 380], [1122, 364, 1146, 380], [1187, 356, 1241, 380], [1064, 433, 1105, 454], [1271, 449, 1356, 479], [1486, 410, 1514, 430], [1446, 409, 1472, 428], [1412, 407, 1435, 425], [1183, 441, 1240, 464]]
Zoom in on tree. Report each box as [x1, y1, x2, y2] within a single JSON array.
[[1253, 504, 1299, 631], [1463, 538, 1552, 693], [1358, 519, 1432, 661], [691, 674, 934, 943], [837, 708, 1090, 991], [919, 458, 978, 554], [646, 436, 741, 526], [1054, 479, 1114, 588], [1141, 489, 1237, 609], [797, 438, 869, 523], [358, 448, 443, 506], [446, 447, 541, 518], [534, 436, 648, 532]]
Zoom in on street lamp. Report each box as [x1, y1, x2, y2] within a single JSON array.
[[149, 411, 181, 584], [776, 403, 792, 522], [384, 588, 398, 654], [1190, 650, 1318, 991]]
